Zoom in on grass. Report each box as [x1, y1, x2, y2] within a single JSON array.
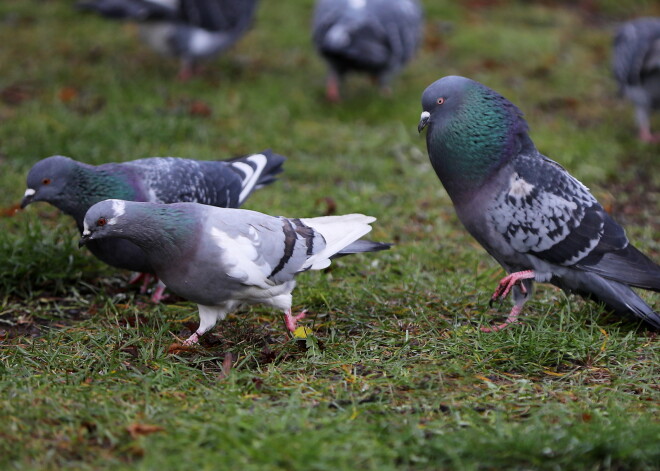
[[1, 0, 659, 469]]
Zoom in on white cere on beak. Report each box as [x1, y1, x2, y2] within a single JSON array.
[[83, 221, 90, 235], [24, 188, 36, 197], [420, 111, 430, 121]]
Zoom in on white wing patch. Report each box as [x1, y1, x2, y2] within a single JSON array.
[[508, 173, 536, 199], [232, 154, 267, 204], [209, 226, 273, 288], [348, 0, 366, 9]]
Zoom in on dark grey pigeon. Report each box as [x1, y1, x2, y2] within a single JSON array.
[[312, 0, 423, 101], [21, 150, 285, 301], [418, 75, 660, 332], [80, 200, 390, 344], [613, 17, 660, 142], [76, 0, 259, 80]]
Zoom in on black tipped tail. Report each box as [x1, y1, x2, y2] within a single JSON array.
[[564, 272, 660, 329], [228, 150, 286, 205], [333, 240, 393, 258], [75, 0, 173, 20]]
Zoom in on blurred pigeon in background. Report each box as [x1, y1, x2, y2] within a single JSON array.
[[613, 17, 660, 142], [76, 0, 260, 80], [21, 151, 285, 301], [418, 75, 660, 331], [80, 200, 391, 344], [312, 0, 423, 101]]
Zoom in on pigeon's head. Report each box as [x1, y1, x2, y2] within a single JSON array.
[[22, 156, 77, 209], [418, 76, 532, 190], [79, 199, 131, 246]]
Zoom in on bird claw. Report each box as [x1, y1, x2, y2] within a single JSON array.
[[284, 310, 308, 333], [489, 270, 534, 302], [481, 304, 524, 333], [182, 332, 199, 346]]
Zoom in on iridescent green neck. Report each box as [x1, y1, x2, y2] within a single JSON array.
[[428, 86, 527, 197]]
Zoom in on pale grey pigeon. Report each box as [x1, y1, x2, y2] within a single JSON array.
[[21, 150, 284, 301], [312, 0, 423, 101], [418, 75, 660, 331], [79, 199, 391, 343], [613, 17, 660, 142], [76, 0, 260, 80]]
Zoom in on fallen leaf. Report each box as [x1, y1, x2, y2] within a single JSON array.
[[0, 204, 20, 218], [126, 423, 164, 439], [167, 342, 196, 354]]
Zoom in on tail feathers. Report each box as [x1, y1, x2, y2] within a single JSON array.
[[577, 243, 660, 292], [76, 0, 174, 20], [300, 214, 377, 270], [228, 150, 286, 205], [333, 239, 392, 257], [561, 271, 660, 329]]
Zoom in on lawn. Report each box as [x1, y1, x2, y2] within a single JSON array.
[[0, 0, 659, 470]]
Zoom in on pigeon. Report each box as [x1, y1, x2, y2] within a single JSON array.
[[76, 0, 260, 80], [79, 199, 391, 343], [612, 17, 660, 142], [418, 75, 660, 331], [312, 0, 423, 101], [21, 151, 285, 301]]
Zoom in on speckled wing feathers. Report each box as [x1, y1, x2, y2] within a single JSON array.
[[490, 153, 609, 266]]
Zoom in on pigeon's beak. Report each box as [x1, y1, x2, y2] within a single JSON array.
[[20, 188, 36, 209], [417, 111, 430, 133], [78, 231, 92, 248]]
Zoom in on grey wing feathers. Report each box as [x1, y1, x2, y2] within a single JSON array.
[[76, 0, 177, 21], [118, 151, 284, 208], [178, 0, 259, 32], [491, 152, 660, 291], [491, 152, 607, 266], [613, 18, 660, 88]]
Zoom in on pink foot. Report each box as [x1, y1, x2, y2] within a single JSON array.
[[326, 76, 340, 103], [490, 270, 535, 304], [150, 283, 169, 304], [182, 332, 199, 346], [284, 309, 307, 332], [639, 130, 660, 143], [481, 304, 523, 333]]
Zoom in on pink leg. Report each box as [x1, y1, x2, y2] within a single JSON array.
[[326, 76, 340, 103], [284, 309, 307, 332], [128, 272, 154, 294], [490, 270, 535, 303], [480, 304, 524, 333]]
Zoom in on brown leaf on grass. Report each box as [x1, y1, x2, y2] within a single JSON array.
[[1, 83, 34, 105], [167, 342, 197, 354], [126, 423, 164, 439], [217, 352, 234, 380], [58, 86, 79, 103], [0, 204, 21, 218], [188, 100, 212, 117], [315, 196, 337, 216]]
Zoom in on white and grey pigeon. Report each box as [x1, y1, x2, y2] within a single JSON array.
[[21, 151, 285, 302], [418, 75, 660, 332], [80, 200, 391, 344], [312, 0, 423, 101], [76, 0, 260, 80], [612, 17, 660, 142]]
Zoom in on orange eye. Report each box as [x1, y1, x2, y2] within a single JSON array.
[[42, 178, 51, 185], [97, 217, 107, 227], [437, 97, 445, 105]]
